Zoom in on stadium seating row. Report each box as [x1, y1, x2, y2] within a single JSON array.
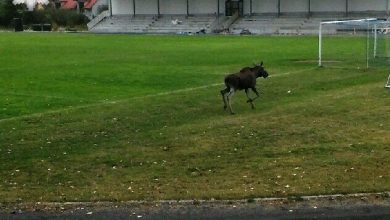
[[92, 15, 214, 34], [90, 13, 385, 35]]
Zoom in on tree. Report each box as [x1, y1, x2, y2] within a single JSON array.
[[0, 0, 18, 27]]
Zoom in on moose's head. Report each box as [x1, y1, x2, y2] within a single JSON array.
[[253, 61, 269, 78]]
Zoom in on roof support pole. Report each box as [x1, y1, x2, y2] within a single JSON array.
[[387, 0, 389, 15], [187, 0, 189, 16], [217, 0, 220, 18], [345, 0, 349, 17], [308, 0, 311, 17], [133, 0, 136, 17], [157, 0, 160, 17], [109, 0, 112, 16], [278, 0, 280, 17], [250, 0, 252, 16]]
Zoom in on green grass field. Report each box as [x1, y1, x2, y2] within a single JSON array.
[[0, 33, 389, 203]]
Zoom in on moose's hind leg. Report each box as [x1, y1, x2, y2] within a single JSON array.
[[220, 88, 229, 110], [245, 89, 252, 103], [226, 88, 235, 114]]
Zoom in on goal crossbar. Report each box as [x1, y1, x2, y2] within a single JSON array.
[[320, 18, 378, 25]]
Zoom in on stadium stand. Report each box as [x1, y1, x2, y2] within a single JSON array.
[[142, 16, 214, 34], [92, 15, 156, 33], [230, 16, 341, 35], [91, 15, 216, 34], [88, 0, 389, 35]]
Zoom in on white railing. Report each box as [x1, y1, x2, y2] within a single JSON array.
[[87, 10, 110, 30], [210, 12, 239, 33], [223, 12, 239, 29], [209, 16, 226, 33]]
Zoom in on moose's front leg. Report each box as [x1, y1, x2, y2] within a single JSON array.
[[250, 87, 260, 101], [245, 89, 252, 103], [245, 88, 255, 109]]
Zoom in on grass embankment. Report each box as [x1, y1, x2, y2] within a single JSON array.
[[0, 33, 389, 203]]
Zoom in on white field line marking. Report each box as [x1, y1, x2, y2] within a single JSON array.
[[270, 67, 316, 78], [0, 68, 315, 124], [1, 92, 78, 100]]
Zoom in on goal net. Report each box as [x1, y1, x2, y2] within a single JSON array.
[[319, 18, 390, 69]]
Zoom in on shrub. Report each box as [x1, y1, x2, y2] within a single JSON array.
[[50, 9, 88, 27], [22, 10, 51, 25]]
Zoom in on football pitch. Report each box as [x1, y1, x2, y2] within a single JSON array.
[[0, 33, 389, 203]]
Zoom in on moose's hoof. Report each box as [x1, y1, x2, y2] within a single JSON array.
[[230, 112, 235, 115], [246, 99, 253, 103], [223, 106, 227, 110]]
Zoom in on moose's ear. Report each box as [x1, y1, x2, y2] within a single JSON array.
[[260, 61, 263, 66]]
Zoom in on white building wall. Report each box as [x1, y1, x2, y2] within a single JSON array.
[[311, 0, 345, 12], [190, 0, 218, 15], [219, 0, 225, 15], [349, 0, 387, 12], [160, 0, 186, 14], [280, 0, 308, 13], [243, 0, 250, 15], [252, 0, 278, 14], [135, 0, 157, 15], [112, 0, 132, 15], [111, 0, 389, 16]]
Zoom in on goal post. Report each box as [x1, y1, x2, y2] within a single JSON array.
[[386, 74, 390, 88], [318, 18, 390, 68], [373, 26, 390, 59]]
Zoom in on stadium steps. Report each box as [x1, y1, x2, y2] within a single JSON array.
[[91, 15, 216, 34], [144, 16, 215, 34], [230, 16, 342, 35], [91, 15, 156, 33]]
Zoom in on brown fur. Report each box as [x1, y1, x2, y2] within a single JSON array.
[[220, 62, 269, 114]]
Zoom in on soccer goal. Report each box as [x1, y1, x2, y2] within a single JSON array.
[[318, 18, 390, 68]]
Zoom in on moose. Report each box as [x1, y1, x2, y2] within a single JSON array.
[[220, 62, 269, 114]]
